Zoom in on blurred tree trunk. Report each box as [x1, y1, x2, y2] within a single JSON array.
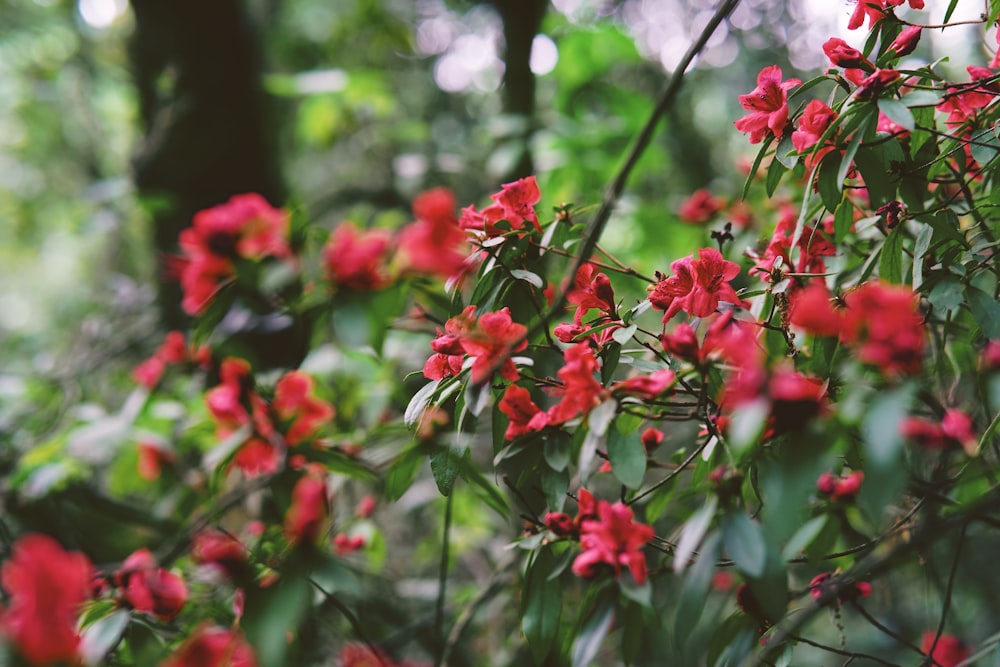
[[128, 0, 309, 368], [492, 0, 548, 181], [128, 0, 285, 329]]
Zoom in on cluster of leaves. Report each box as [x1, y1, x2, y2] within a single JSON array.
[[4, 1, 1000, 667]]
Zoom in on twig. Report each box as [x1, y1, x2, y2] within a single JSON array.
[[925, 521, 968, 666], [434, 493, 454, 667]]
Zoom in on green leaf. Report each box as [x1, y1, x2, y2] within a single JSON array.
[[385, 448, 422, 501], [766, 157, 787, 197], [80, 609, 130, 666], [243, 563, 312, 667], [929, 278, 965, 315], [674, 532, 721, 643], [742, 135, 775, 200], [430, 447, 460, 496], [944, 0, 960, 23], [722, 509, 767, 579], [879, 226, 904, 284], [544, 435, 570, 472], [861, 384, 914, 520], [878, 99, 914, 132], [774, 133, 796, 169], [571, 597, 615, 667], [817, 153, 843, 210], [837, 113, 870, 185], [522, 549, 563, 664], [727, 398, 770, 456], [833, 198, 854, 244], [967, 285, 1000, 339], [510, 268, 544, 289], [607, 423, 647, 489], [674, 496, 718, 574], [781, 515, 828, 560]]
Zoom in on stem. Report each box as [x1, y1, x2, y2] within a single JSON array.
[[434, 493, 454, 667]]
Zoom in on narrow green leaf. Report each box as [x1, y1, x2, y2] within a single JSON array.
[[243, 565, 312, 667], [833, 198, 854, 244], [817, 152, 843, 210], [522, 549, 562, 664], [766, 156, 787, 197], [80, 609, 130, 666], [673, 496, 718, 574], [742, 135, 775, 200], [722, 510, 767, 579], [674, 532, 721, 643], [781, 515, 828, 560], [571, 599, 615, 667], [837, 113, 870, 185], [944, 0, 960, 23], [879, 226, 904, 284], [510, 269, 544, 289]]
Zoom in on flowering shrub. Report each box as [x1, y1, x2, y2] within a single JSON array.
[[4, 2, 1000, 666]]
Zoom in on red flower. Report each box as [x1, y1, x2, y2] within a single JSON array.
[[788, 284, 843, 337], [498, 384, 548, 440], [901, 409, 977, 455], [0, 534, 93, 667], [792, 100, 838, 164], [857, 69, 900, 101], [355, 495, 377, 519], [888, 25, 922, 57], [333, 534, 366, 555], [822, 38, 872, 69], [323, 222, 393, 290], [284, 467, 329, 544], [178, 194, 291, 315], [572, 500, 655, 585], [137, 440, 175, 481], [679, 189, 726, 224], [116, 548, 188, 621], [159, 625, 257, 667], [546, 343, 605, 425], [460, 307, 528, 384], [566, 263, 617, 324], [840, 281, 924, 376], [748, 204, 836, 289], [274, 371, 335, 446], [816, 471, 864, 501], [488, 176, 542, 233], [337, 643, 431, 667], [396, 187, 468, 280], [920, 632, 968, 667], [132, 355, 166, 389], [847, 0, 925, 31], [640, 428, 664, 452], [191, 530, 247, 580], [734, 66, 801, 144], [611, 369, 676, 400], [648, 248, 747, 321]]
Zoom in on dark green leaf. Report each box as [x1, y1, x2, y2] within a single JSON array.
[[80, 609, 130, 666], [674, 496, 718, 574], [385, 448, 422, 501], [742, 135, 775, 200], [674, 532, 721, 643], [967, 285, 1000, 339], [837, 113, 870, 185], [522, 549, 563, 664], [243, 564, 312, 667], [766, 157, 787, 197], [607, 423, 647, 489], [817, 152, 843, 211], [833, 198, 854, 244], [774, 133, 796, 169], [430, 447, 460, 496], [722, 509, 767, 579], [879, 226, 903, 284]]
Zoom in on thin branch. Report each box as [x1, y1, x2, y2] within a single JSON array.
[[787, 632, 901, 667], [926, 521, 968, 666], [434, 493, 454, 667]]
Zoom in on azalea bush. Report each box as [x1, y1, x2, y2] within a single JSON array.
[[4, 1, 1000, 666]]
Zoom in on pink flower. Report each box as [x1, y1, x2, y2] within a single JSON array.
[[333, 534, 366, 555], [422, 306, 527, 384], [546, 343, 605, 425], [566, 263, 617, 324], [396, 187, 468, 280], [116, 549, 188, 621], [137, 440, 175, 481], [572, 500, 655, 584], [355, 495, 377, 519], [0, 534, 94, 667], [792, 100, 838, 162], [273, 371, 335, 446], [498, 384, 548, 440], [901, 409, 977, 455], [822, 38, 872, 69], [888, 25, 922, 57], [816, 471, 864, 501], [178, 194, 291, 315], [857, 69, 901, 101], [489, 176, 542, 233], [679, 189, 726, 224], [191, 530, 247, 580], [734, 66, 801, 144], [920, 632, 968, 667], [840, 281, 924, 376], [612, 369, 676, 400], [284, 467, 329, 545], [323, 222, 393, 290], [648, 248, 748, 321], [788, 284, 843, 337]]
